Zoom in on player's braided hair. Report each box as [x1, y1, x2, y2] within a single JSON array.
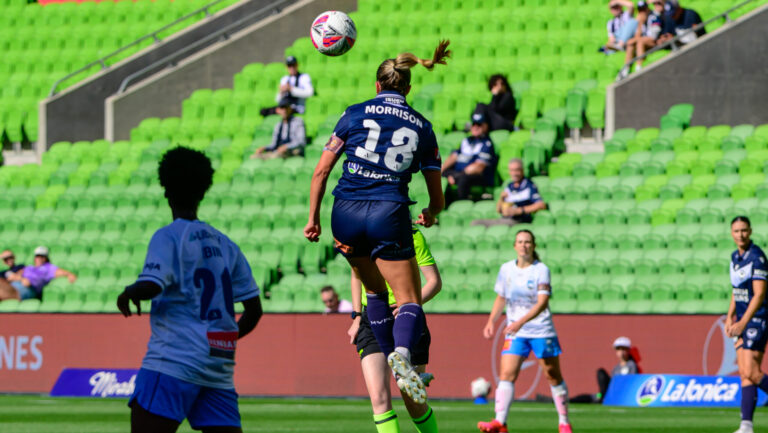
[[376, 39, 451, 95], [158, 146, 214, 209], [516, 229, 541, 262]]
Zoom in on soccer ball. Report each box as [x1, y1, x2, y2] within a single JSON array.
[[310, 11, 356, 56], [471, 377, 491, 398]]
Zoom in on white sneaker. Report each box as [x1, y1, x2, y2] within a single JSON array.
[[734, 426, 754, 433], [388, 351, 427, 404]]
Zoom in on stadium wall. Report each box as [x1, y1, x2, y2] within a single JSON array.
[[104, 0, 357, 142], [607, 3, 768, 134], [0, 313, 741, 399], [39, 0, 300, 148]]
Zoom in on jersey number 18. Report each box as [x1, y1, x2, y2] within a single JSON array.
[[354, 119, 419, 172]]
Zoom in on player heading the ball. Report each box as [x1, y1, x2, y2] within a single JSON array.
[[117, 147, 263, 433], [304, 40, 450, 404]]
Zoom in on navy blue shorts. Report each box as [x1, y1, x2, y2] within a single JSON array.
[[129, 369, 241, 429], [739, 317, 768, 352], [331, 198, 415, 261]]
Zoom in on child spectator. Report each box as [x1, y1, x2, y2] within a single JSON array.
[[601, 0, 637, 54], [619, 1, 664, 77], [251, 96, 306, 159], [473, 74, 517, 132], [441, 113, 498, 204]]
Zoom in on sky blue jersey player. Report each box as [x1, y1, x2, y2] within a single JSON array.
[[117, 147, 263, 433], [728, 216, 768, 433], [304, 40, 450, 405]]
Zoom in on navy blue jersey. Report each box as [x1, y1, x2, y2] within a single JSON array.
[[324, 91, 441, 203], [731, 243, 768, 320], [503, 178, 543, 223], [452, 135, 497, 185]]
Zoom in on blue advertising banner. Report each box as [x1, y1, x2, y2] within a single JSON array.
[[50, 368, 138, 398], [604, 374, 768, 407]]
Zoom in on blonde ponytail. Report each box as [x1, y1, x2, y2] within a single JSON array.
[[377, 39, 451, 94]]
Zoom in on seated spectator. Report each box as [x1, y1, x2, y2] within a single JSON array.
[[321, 285, 353, 314], [260, 56, 314, 116], [441, 113, 498, 204], [0, 249, 24, 278], [596, 336, 642, 401], [472, 158, 547, 227], [473, 74, 517, 132], [619, 1, 663, 77], [601, 0, 638, 54], [5, 246, 76, 301], [658, 1, 705, 46], [251, 96, 306, 159]]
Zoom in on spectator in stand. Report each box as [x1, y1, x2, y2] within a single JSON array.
[[619, 1, 664, 77], [321, 285, 353, 314], [5, 246, 76, 301], [260, 56, 314, 116], [251, 96, 306, 159], [473, 74, 517, 132], [657, 1, 705, 46], [0, 249, 24, 278], [472, 159, 547, 227], [441, 113, 498, 205], [601, 0, 638, 54]]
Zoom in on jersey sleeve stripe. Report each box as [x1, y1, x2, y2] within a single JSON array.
[[137, 274, 166, 288], [421, 165, 441, 171]]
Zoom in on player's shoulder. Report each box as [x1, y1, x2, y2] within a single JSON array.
[[751, 243, 768, 261], [499, 259, 518, 272], [532, 260, 550, 273]]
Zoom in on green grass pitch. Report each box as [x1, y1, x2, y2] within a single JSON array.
[[0, 395, 763, 432]]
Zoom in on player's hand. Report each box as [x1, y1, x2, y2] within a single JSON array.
[[416, 208, 436, 227], [116, 291, 141, 317], [729, 320, 747, 338], [347, 317, 360, 344], [504, 320, 523, 335], [482, 321, 495, 340], [304, 221, 321, 242]]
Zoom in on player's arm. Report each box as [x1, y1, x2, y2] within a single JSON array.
[[725, 293, 737, 332], [304, 148, 342, 242], [117, 281, 162, 317], [348, 270, 363, 344], [731, 279, 767, 337], [238, 296, 263, 339], [419, 264, 442, 304], [505, 289, 550, 334], [54, 267, 77, 283], [483, 294, 506, 339]]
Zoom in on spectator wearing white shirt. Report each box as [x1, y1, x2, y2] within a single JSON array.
[[601, 0, 637, 54], [260, 56, 314, 116]]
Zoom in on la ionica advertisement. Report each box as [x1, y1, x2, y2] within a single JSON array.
[[604, 374, 768, 407]]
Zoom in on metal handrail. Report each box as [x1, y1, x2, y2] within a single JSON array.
[[48, 0, 232, 97], [617, 0, 756, 80], [116, 0, 291, 94]]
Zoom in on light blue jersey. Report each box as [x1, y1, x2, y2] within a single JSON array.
[[137, 219, 260, 389], [494, 259, 556, 339]]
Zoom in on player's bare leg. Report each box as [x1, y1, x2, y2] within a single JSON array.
[[130, 400, 180, 433], [361, 353, 401, 432], [478, 354, 523, 433], [540, 356, 572, 432]]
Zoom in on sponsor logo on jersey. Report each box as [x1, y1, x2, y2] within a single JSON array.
[[144, 262, 160, 271], [208, 331, 238, 360], [733, 288, 749, 303], [636, 375, 665, 406], [346, 162, 397, 182]]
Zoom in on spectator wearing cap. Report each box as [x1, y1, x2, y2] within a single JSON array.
[[596, 336, 640, 401], [5, 246, 76, 301], [619, 0, 664, 78], [472, 158, 547, 227], [260, 56, 314, 117], [657, 0, 705, 46], [601, 0, 638, 54], [251, 96, 307, 159], [0, 249, 24, 278], [441, 113, 498, 204], [472, 74, 517, 132]]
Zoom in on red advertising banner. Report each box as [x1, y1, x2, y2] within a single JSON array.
[[0, 313, 746, 398]]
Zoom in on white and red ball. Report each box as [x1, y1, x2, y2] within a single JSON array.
[[310, 11, 356, 56]]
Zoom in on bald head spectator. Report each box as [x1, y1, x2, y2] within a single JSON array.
[[5, 246, 76, 301], [472, 159, 547, 227], [321, 285, 353, 314]]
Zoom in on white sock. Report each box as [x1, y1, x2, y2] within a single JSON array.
[[494, 381, 514, 425], [394, 346, 411, 362], [635, 63, 644, 72], [741, 420, 754, 431], [551, 381, 569, 425]]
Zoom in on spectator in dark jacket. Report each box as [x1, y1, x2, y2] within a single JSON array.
[[442, 113, 498, 204], [251, 96, 306, 159], [473, 74, 517, 132], [0, 250, 24, 278], [658, 1, 705, 46]]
